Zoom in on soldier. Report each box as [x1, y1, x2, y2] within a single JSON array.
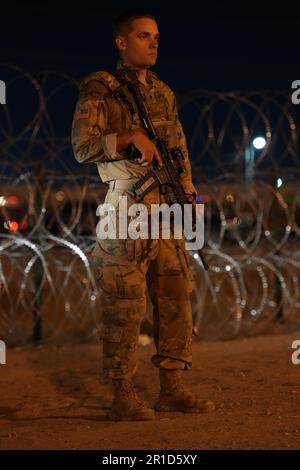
[[71, 10, 214, 420]]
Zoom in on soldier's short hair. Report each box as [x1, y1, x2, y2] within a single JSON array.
[[113, 10, 156, 39]]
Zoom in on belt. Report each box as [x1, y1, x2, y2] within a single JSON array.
[[108, 178, 139, 191]]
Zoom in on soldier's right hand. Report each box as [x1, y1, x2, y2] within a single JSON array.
[[117, 130, 163, 167], [130, 130, 163, 167]]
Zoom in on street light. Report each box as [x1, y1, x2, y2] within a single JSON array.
[[253, 137, 266, 150], [245, 136, 267, 183]]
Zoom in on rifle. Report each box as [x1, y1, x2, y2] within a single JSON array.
[[114, 69, 209, 271]]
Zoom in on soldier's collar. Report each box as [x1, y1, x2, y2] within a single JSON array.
[[115, 60, 153, 85]]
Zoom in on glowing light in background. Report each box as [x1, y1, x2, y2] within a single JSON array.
[[252, 137, 266, 149]]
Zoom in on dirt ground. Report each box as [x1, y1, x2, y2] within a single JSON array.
[[0, 330, 300, 450]]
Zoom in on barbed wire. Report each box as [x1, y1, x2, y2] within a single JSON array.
[[0, 65, 300, 344]]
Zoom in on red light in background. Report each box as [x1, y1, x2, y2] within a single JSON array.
[[8, 221, 19, 232], [7, 195, 19, 205]]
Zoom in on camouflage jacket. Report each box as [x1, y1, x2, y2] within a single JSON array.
[[71, 61, 196, 196]]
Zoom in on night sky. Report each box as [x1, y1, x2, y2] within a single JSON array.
[[1, 0, 300, 92]]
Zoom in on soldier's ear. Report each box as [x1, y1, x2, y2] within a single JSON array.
[[115, 35, 127, 52]]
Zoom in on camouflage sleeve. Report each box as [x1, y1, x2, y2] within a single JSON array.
[[71, 79, 117, 164], [173, 95, 198, 200]]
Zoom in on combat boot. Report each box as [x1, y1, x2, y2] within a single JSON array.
[[155, 369, 215, 413], [108, 379, 155, 421]]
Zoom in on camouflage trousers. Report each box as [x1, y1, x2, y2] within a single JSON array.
[[91, 187, 195, 380]]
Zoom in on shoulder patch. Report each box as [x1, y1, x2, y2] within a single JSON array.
[[75, 102, 90, 120]]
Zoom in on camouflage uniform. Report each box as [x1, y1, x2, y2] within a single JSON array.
[[71, 61, 197, 380]]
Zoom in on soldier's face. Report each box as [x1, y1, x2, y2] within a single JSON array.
[[117, 18, 159, 68]]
